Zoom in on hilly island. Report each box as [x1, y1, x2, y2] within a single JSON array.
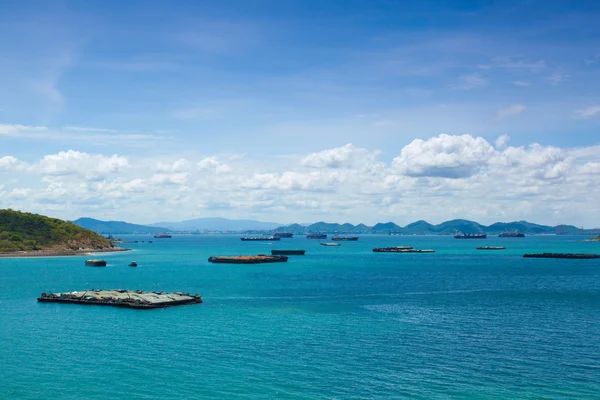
[[0, 209, 122, 256]]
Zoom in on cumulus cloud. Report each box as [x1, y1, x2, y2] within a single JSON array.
[[157, 158, 189, 172], [150, 172, 188, 185], [0, 156, 25, 171], [574, 106, 600, 119], [197, 156, 232, 173], [36, 150, 129, 177], [495, 135, 510, 149], [302, 143, 380, 170], [494, 104, 526, 119], [392, 134, 495, 178]]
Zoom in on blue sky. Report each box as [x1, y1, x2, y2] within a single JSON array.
[[1, 0, 600, 226]]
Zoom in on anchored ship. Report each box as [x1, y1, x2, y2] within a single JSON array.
[[454, 232, 487, 239], [331, 235, 359, 241], [273, 232, 294, 238], [307, 233, 327, 239], [499, 230, 525, 238], [271, 249, 306, 255], [154, 233, 172, 238], [208, 254, 288, 263], [240, 236, 280, 241]]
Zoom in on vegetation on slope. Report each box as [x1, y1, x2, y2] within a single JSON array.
[[0, 209, 114, 252]]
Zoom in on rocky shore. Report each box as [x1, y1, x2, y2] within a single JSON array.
[[0, 247, 129, 258]]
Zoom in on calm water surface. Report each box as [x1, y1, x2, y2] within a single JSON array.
[[1, 235, 600, 399]]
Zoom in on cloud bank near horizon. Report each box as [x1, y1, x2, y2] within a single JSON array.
[[2, 134, 599, 227]]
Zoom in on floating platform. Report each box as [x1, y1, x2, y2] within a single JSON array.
[[85, 259, 106, 267], [37, 289, 202, 309], [320, 242, 340, 246], [373, 247, 435, 253], [208, 255, 288, 264], [477, 246, 506, 250], [523, 253, 600, 259], [271, 249, 306, 255]]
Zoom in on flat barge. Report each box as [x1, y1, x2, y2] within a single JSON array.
[[307, 233, 327, 239], [373, 247, 435, 253], [271, 249, 306, 255], [321, 242, 340, 246], [85, 259, 106, 267], [208, 254, 288, 264], [477, 246, 506, 250], [332, 235, 359, 241], [37, 289, 202, 309], [523, 253, 600, 259]]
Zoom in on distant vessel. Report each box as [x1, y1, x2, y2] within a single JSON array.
[[273, 232, 294, 238], [331, 235, 358, 241], [454, 232, 487, 239], [85, 259, 106, 267], [523, 253, 600, 259], [208, 254, 288, 263], [240, 236, 280, 241], [499, 230, 525, 238], [373, 247, 434, 253], [307, 233, 327, 239], [320, 242, 340, 246], [128, 261, 138, 267], [271, 249, 306, 255], [477, 246, 506, 250], [154, 233, 172, 238]]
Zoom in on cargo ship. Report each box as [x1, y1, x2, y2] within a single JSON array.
[[373, 247, 434, 253], [523, 253, 600, 259], [331, 235, 358, 241], [240, 236, 280, 241], [499, 230, 525, 238], [454, 232, 487, 239], [307, 233, 327, 239], [37, 289, 202, 309], [273, 232, 294, 238], [208, 254, 288, 263], [154, 233, 172, 238], [271, 249, 306, 255], [477, 246, 506, 250]]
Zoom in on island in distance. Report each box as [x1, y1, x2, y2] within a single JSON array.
[[70, 214, 596, 236]]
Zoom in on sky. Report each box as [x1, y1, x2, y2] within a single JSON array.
[[1, 0, 599, 226]]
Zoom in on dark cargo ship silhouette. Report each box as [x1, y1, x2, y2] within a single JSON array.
[[499, 230, 525, 238], [307, 233, 327, 239], [454, 232, 487, 239]]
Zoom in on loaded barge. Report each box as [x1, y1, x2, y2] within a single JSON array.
[[271, 249, 306, 255], [208, 255, 288, 264], [85, 259, 107, 267], [37, 289, 202, 309], [307, 233, 327, 239], [523, 253, 600, 259], [477, 246, 506, 250], [241, 236, 280, 241]]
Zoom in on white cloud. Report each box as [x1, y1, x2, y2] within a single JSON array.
[[0, 156, 25, 171], [548, 69, 568, 86], [449, 73, 487, 90], [157, 158, 189, 172], [574, 106, 600, 119], [494, 104, 526, 119], [197, 156, 232, 173], [392, 134, 495, 178], [150, 172, 188, 185], [495, 135, 510, 148], [36, 150, 129, 177], [302, 143, 380, 170], [0, 124, 47, 136]]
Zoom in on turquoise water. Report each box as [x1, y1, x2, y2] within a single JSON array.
[[1, 235, 600, 399]]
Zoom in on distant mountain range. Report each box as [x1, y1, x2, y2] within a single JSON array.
[[73, 218, 170, 234], [276, 219, 592, 235], [73, 216, 595, 236], [150, 217, 282, 232]]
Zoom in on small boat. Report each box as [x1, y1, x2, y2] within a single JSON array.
[[477, 246, 506, 250], [128, 261, 138, 267], [85, 259, 107, 267], [331, 235, 358, 241], [271, 249, 305, 255], [208, 255, 288, 264], [154, 233, 172, 238], [320, 242, 340, 246], [307, 233, 327, 239]]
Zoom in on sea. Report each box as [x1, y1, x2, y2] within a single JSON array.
[[1, 234, 599, 399]]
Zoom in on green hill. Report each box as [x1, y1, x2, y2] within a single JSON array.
[[73, 217, 169, 234], [0, 209, 115, 252]]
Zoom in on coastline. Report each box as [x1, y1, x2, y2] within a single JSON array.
[[0, 247, 130, 259]]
